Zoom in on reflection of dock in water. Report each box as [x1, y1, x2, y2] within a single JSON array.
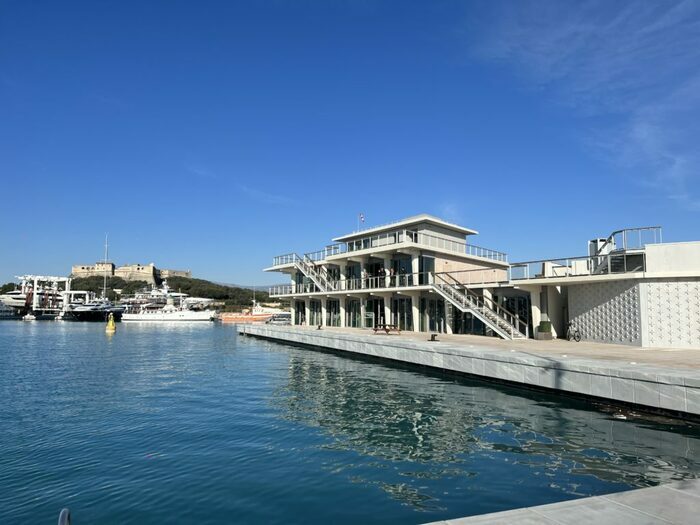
[[266, 340, 700, 511]]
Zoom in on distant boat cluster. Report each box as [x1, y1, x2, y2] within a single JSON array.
[[0, 275, 291, 325], [0, 276, 217, 323]]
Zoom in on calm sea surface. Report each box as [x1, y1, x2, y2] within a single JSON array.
[[1, 322, 699, 524]]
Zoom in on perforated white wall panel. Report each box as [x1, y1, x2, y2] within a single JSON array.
[[644, 279, 700, 349], [568, 281, 641, 346]]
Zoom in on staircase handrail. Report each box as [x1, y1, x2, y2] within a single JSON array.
[[434, 272, 529, 338]]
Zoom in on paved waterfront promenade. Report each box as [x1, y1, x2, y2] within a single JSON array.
[[423, 478, 700, 524], [238, 325, 700, 417]]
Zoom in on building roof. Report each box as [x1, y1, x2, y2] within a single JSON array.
[[332, 214, 478, 242]]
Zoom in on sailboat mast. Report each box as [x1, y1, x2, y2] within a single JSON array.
[[102, 234, 109, 299]]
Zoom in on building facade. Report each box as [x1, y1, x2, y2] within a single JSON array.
[[71, 262, 191, 284], [265, 214, 529, 339], [267, 215, 700, 348]]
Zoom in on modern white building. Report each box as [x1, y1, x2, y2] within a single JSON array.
[[266, 215, 700, 348]]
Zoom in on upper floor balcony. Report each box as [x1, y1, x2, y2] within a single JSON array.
[[268, 267, 508, 297], [270, 229, 508, 268]]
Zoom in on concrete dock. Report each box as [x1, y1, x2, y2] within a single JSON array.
[[238, 325, 700, 418], [423, 478, 700, 524]]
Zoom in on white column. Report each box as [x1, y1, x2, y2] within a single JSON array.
[[339, 296, 346, 328], [411, 253, 420, 285], [360, 299, 366, 328], [304, 299, 310, 326], [444, 302, 453, 334], [383, 294, 392, 326], [340, 265, 347, 291], [290, 301, 296, 325], [411, 292, 420, 332], [528, 286, 542, 337], [321, 298, 327, 327]]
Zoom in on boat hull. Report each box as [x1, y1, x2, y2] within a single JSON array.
[[64, 310, 124, 322], [219, 313, 273, 324], [122, 310, 216, 322]]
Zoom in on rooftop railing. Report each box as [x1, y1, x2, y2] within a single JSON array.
[[509, 252, 646, 281], [343, 229, 508, 262], [600, 226, 662, 253]]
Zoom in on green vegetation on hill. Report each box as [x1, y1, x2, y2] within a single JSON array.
[[164, 277, 274, 310], [1, 282, 18, 294], [70, 277, 150, 300]]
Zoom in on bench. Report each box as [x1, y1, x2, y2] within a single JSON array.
[[373, 323, 401, 335]]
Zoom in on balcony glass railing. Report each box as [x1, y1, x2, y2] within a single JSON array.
[[268, 268, 507, 296], [272, 253, 300, 266], [304, 244, 346, 262], [343, 229, 508, 262]]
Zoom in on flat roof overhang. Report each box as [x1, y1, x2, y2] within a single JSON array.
[[263, 263, 297, 272], [332, 214, 478, 242]]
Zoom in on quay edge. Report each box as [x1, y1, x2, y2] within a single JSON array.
[[238, 324, 700, 420], [422, 478, 700, 525]]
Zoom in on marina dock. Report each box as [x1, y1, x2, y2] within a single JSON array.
[[238, 324, 700, 418], [423, 478, 700, 525]]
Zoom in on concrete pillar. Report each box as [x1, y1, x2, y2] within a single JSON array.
[[360, 299, 366, 328], [411, 292, 420, 332], [321, 298, 327, 327], [290, 301, 296, 325], [383, 294, 393, 326], [411, 253, 420, 285], [444, 302, 453, 334], [340, 296, 346, 328], [527, 286, 542, 337], [304, 299, 310, 326], [340, 265, 347, 291]]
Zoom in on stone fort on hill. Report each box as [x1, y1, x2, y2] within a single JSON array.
[[71, 262, 191, 285]]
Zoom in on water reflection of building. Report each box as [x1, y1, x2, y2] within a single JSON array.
[[272, 350, 700, 508]]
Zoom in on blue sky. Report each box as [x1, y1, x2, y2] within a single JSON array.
[[1, 0, 699, 285]]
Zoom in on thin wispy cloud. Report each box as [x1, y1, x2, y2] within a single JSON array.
[[185, 165, 220, 180], [468, 0, 700, 210], [237, 184, 295, 206]]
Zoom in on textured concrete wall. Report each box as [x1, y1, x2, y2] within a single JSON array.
[[644, 279, 700, 349], [159, 269, 192, 279], [568, 280, 642, 346]]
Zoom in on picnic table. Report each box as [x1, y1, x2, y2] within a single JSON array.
[[373, 323, 401, 335]]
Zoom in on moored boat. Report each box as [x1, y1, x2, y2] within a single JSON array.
[[122, 303, 216, 322], [219, 301, 285, 324]]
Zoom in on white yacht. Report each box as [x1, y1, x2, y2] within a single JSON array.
[[121, 281, 216, 323], [0, 289, 27, 308], [121, 302, 216, 322]]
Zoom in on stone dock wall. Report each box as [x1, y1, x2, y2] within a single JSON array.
[[238, 325, 700, 418]]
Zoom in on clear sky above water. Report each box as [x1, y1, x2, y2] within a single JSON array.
[[1, 1, 699, 285]]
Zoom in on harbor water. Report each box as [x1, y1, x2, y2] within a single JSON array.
[[1, 322, 699, 524]]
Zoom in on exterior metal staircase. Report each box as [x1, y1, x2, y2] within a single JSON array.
[[431, 273, 528, 340], [292, 254, 333, 292]]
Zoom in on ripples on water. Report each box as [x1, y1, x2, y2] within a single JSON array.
[[1, 322, 698, 524]]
